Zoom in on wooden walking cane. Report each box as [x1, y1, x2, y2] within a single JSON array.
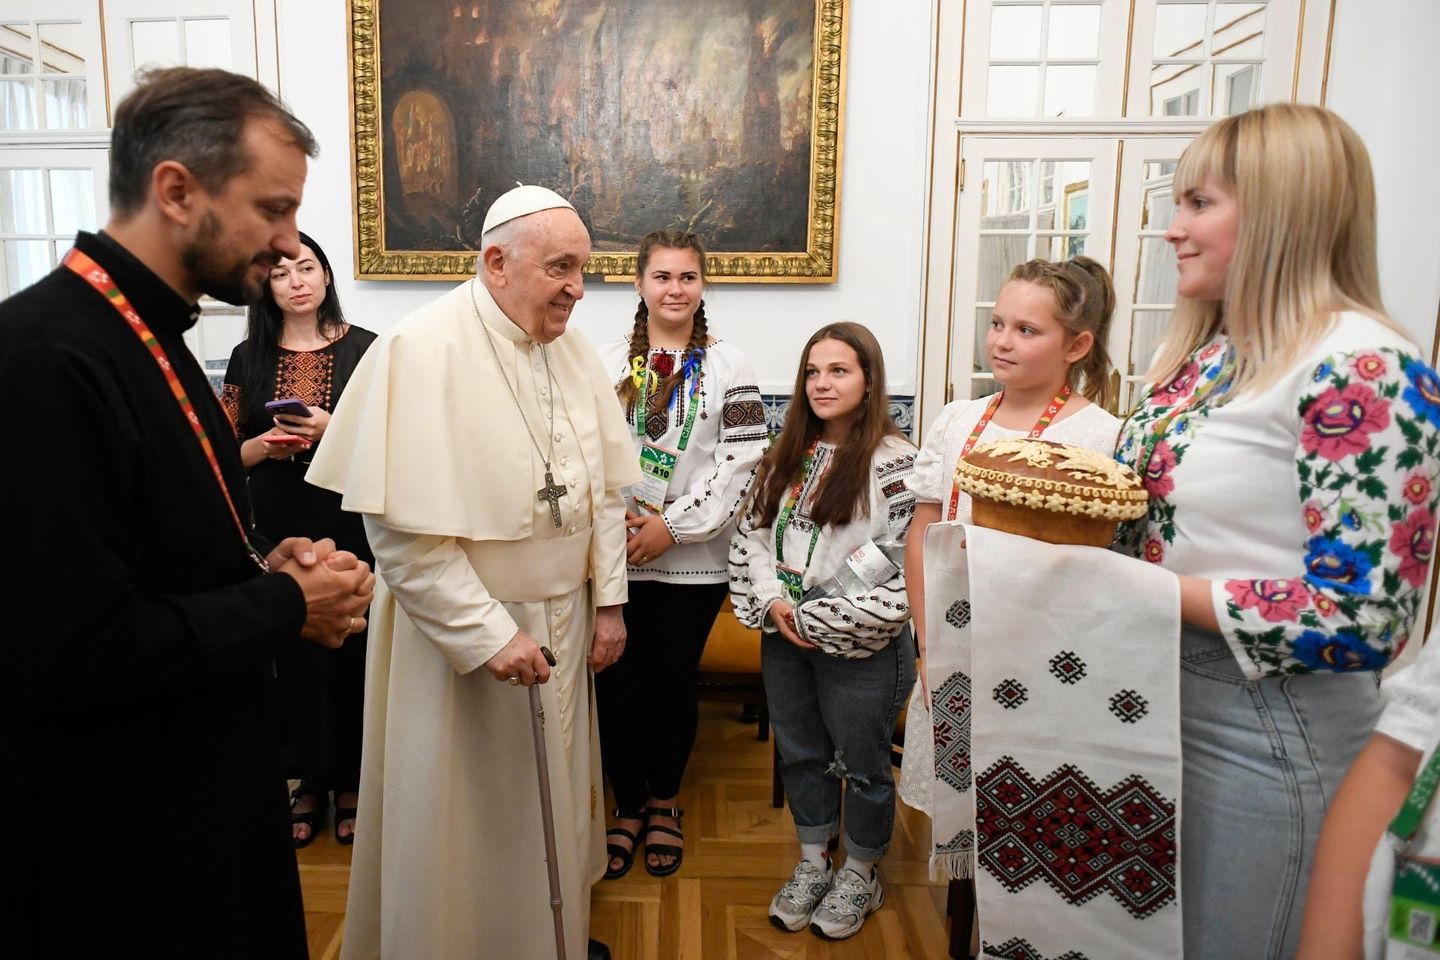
[[529, 646, 567, 960]]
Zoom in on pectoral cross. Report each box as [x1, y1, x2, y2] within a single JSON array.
[[538, 470, 567, 528]]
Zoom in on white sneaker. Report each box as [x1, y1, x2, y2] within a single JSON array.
[[768, 858, 833, 932], [809, 865, 883, 940]]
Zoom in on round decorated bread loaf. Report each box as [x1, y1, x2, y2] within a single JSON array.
[[957, 438, 1148, 547]]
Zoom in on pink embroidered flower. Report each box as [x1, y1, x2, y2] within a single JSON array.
[[1199, 343, 1224, 364], [1404, 471, 1433, 506], [1226, 579, 1310, 622], [1314, 593, 1338, 617], [1159, 361, 1201, 403], [1351, 352, 1389, 381], [1300, 384, 1390, 461], [1143, 538, 1165, 564], [1391, 507, 1437, 588], [1302, 502, 1325, 534], [1143, 441, 1178, 498]]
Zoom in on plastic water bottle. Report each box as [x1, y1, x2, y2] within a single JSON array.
[[801, 534, 906, 604]]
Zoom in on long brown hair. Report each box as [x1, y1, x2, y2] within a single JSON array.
[[1006, 256, 1117, 409], [1150, 103, 1398, 397], [615, 231, 710, 417], [750, 322, 902, 529]]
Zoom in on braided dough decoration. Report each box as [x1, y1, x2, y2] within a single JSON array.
[[957, 438, 1148, 521]]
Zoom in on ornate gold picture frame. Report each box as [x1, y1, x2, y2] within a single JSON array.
[[347, 0, 848, 282]]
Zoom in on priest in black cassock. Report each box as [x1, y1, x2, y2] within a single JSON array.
[[0, 68, 375, 958]]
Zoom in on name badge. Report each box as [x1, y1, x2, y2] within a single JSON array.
[[776, 564, 805, 604], [632, 441, 678, 515], [1389, 854, 1440, 954]]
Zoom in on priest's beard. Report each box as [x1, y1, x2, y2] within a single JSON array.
[[181, 210, 275, 306]]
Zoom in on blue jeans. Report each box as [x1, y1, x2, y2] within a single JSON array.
[[762, 627, 916, 863], [1180, 626, 1380, 959]]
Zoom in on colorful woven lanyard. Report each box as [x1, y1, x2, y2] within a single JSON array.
[[1123, 344, 1236, 482], [636, 353, 703, 453], [775, 440, 824, 571], [945, 384, 1072, 521], [63, 248, 268, 574]]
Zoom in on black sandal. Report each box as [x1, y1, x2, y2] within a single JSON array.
[[290, 788, 325, 850], [604, 808, 644, 880], [333, 795, 358, 847], [643, 805, 685, 878]]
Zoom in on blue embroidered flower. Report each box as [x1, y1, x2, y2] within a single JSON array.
[[1341, 508, 1361, 530], [1174, 416, 1189, 435], [1303, 536, 1374, 595], [1292, 629, 1389, 672], [1313, 360, 1334, 383], [1403, 359, 1440, 428]]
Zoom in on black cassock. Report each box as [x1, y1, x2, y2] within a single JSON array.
[[0, 231, 310, 958]]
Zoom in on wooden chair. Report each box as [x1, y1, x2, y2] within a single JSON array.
[[696, 598, 783, 808]]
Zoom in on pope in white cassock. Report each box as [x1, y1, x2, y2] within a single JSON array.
[[307, 186, 640, 960]]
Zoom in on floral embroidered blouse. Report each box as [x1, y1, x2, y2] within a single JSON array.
[[1116, 311, 1440, 679]]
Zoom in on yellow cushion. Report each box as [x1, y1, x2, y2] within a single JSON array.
[[700, 601, 762, 674]]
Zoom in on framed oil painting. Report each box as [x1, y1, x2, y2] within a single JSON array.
[[347, 0, 848, 282]]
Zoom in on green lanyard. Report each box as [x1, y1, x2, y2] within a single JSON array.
[[636, 357, 703, 453], [1391, 747, 1440, 845], [775, 441, 824, 571]]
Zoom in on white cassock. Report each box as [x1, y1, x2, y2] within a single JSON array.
[[307, 278, 640, 960]]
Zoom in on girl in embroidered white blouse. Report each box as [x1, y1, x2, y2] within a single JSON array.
[[1110, 104, 1440, 959], [728, 322, 918, 940]]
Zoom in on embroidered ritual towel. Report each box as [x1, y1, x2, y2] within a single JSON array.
[[925, 522, 1182, 960]]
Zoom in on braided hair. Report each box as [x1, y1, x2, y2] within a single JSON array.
[[616, 231, 711, 422]]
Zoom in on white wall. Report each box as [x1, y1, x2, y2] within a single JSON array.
[[1327, 0, 1440, 355], [274, 0, 935, 394]]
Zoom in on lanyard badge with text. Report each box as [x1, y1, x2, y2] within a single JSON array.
[[631, 355, 702, 514], [1387, 747, 1440, 954]]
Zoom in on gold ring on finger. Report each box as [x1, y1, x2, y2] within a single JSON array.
[[508, 676, 520, 686]]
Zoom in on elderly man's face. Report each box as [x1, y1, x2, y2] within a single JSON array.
[[490, 208, 591, 344]]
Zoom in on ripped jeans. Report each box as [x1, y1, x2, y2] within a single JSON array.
[[761, 627, 916, 862]]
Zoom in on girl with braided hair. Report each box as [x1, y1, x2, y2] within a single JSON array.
[[597, 231, 767, 879]]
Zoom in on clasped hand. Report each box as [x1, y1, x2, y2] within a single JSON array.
[[269, 537, 375, 648], [767, 599, 816, 651], [625, 509, 675, 565]]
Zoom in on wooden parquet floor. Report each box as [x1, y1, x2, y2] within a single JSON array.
[[297, 703, 953, 959]]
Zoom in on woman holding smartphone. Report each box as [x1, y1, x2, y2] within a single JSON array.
[[222, 231, 376, 848]]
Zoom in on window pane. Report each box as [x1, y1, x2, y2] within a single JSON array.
[[3, 239, 52, 296], [48, 168, 95, 235], [1047, 4, 1102, 59], [1130, 310, 1174, 377], [981, 161, 1032, 222], [1153, 3, 1208, 59], [978, 234, 1029, 302], [0, 168, 47, 233], [1216, 62, 1259, 115], [183, 19, 232, 70], [1141, 163, 1177, 232], [41, 77, 86, 128], [0, 78, 37, 129], [1213, 3, 1266, 58], [974, 307, 994, 373], [130, 20, 180, 72], [989, 5, 1042, 60], [1039, 233, 1086, 260], [1136, 238, 1179, 304], [1043, 64, 1096, 117], [1, 43, 35, 74], [38, 22, 85, 75], [1152, 69, 1201, 117], [1043, 161, 1090, 230], [987, 65, 1039, 117]]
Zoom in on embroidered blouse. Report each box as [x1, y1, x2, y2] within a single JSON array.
[[729, 435, 918, 658], [1115, 312, 1440, 679], [599, 336, 768, 585]]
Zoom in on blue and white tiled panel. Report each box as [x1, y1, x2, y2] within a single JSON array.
[[761, 393, 916, 438]]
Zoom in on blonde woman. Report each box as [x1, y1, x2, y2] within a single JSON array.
[[1113, 103, 1440, 958]]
